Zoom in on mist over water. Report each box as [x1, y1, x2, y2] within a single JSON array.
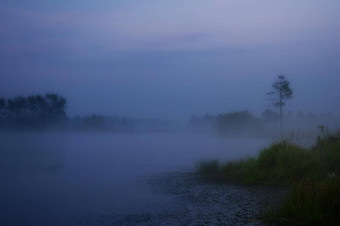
[[0, 132, 270, 225], [1, 0, 339, 224]]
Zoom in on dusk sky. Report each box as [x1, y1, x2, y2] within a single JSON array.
[[1, 0, 340, 119]]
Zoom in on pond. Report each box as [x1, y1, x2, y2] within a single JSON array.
[[0, 132, 281, 225]]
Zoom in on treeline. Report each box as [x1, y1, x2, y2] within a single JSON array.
[[2, 93, 334, 133], [70, 115, 136, 132], [0, 94, 66, 128], [217, 111, 262, 134], [69, 115, 179, 132], [189, 110, 337, 135], [189, 111, 262, 134], [0, 94, 180, 132]]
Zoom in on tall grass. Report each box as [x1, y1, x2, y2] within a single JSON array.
[[196, 128, 340, 225], [197, 141, 323, 185], [265, 178, 340, 225]]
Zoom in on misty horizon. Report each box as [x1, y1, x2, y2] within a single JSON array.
[[1, 0, 340, 120], [1, 1, 340, 225]]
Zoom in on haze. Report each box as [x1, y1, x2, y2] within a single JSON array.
[[1, 0, 339, 119], [1, 1, 340, 225]]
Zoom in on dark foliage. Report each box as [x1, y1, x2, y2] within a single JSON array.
[[197, 129, 340, 225], [70, 115, 136, 131], [0, 93, 66, 128], [216, 111, 263, 134]]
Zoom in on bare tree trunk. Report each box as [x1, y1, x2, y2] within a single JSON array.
[[279, 82, 283, 136], [280, 102, 283, 136]]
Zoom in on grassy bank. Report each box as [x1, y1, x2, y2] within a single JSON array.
[[196, 129, 340, 225]]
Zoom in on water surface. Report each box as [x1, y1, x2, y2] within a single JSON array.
[[0, 132, 271, 225]]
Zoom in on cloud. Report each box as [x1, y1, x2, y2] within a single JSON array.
[[1, 1, 340, 118], [2, 0, 340, 55]]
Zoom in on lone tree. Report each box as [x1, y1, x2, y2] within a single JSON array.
[[266, 75, 293, 131]]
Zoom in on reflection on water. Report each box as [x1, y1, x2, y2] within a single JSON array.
[[0, 132, 270, 225]]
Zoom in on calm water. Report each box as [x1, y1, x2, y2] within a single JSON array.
[[0, 132, 270, 225]]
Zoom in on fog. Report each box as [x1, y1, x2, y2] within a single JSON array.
[[1, 0, 340, 119], [0, 132, 270, 225], [1, 0, 339, 225]]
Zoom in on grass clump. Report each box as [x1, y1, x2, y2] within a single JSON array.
[[196, 159, 220, 175], [266, 178, 340, 225], [197, 141, 322, 185], [196, 128, 340, 225]]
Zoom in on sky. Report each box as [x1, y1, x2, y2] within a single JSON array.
[[1, 0, 340, 120]]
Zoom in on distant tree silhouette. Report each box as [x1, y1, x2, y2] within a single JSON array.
[[0, 93, 67, 127], [45, 93, 67, 121], [266, 75, 293, 131], [216, 111, 262, 134], [0, 98, 6, 121], [70, 115, 138, 131], [84, 114, 106, 129]]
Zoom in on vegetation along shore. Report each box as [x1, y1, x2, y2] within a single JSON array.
[[196, 127, 340, 225]]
